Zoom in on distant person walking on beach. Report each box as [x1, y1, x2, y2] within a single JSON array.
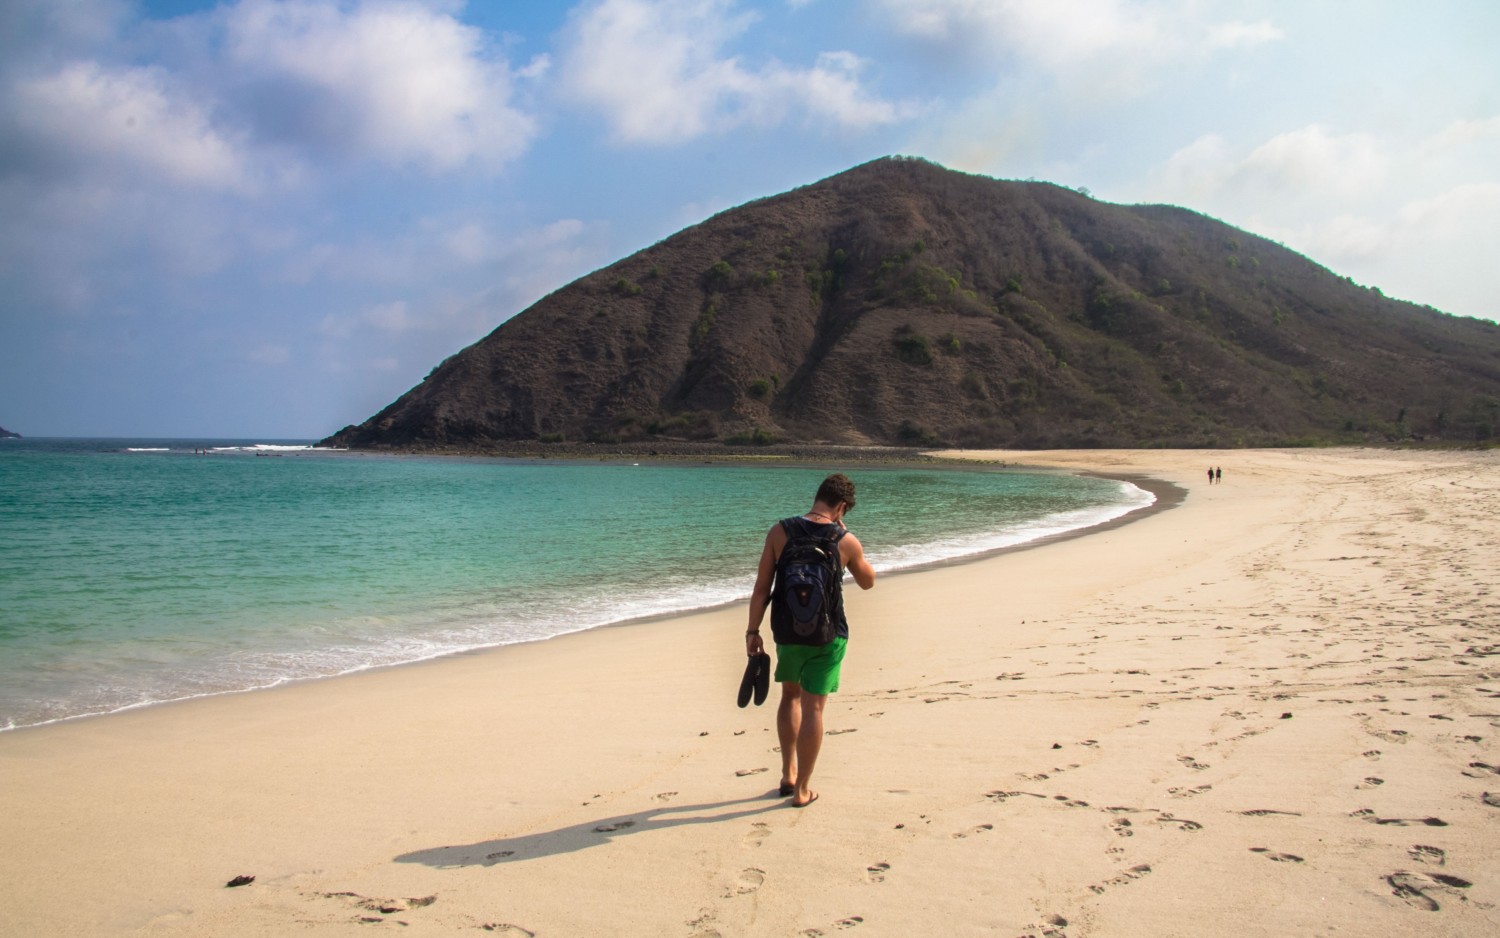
[[1207, 467, 1215, 485], [1215, 467, 1222, 484], [745, 473, 876, 808]]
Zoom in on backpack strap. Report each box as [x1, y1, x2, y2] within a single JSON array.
[[780, 516, 845, 567]]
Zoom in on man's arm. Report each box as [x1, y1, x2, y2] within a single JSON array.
[[841, 532, 876, 590], [745, 524, 783, 656]]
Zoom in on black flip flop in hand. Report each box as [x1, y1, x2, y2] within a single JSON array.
[[737, 652, 771, 707]]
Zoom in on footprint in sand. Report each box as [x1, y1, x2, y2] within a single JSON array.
[[1157, 815, 1203, 832], [1386, 871, 1472, 911], [987, 790, 1047, 803], [736, 767, 769, 778], [744, 822, 770, 848], [593, 819, 637, 833], [1108, 818, 1134, 837], [1168, 784, 1212, 798], [826, 728, 857, 735], [480, 925, 535, 937], [801, 916, 864, 936], [1363, 750, 1382, 759], [654, 791, 678, 801], [1462, 762, 1500, 778], [952, 824, 993, 839], [865, 862, 890, 884], [1482, 792, 1500, 808], [1249, 848, 1304, 863], [1177, 755, 1210, 771], [1351, 809, 1448, 827], [686, 910, 722, 938], [320, 892, 438, 922], [730, 868, 765, 896], [1241, 809, 1302, 817], [1089, 864, 1152, 894], [1409, 845, 1446, 865], [1356, 777, 1385, 789]]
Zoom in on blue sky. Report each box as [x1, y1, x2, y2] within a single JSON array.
[[2, 0, 1497, 438]]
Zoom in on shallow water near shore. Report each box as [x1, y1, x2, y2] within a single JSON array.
[[0, 438, 1151, 730]]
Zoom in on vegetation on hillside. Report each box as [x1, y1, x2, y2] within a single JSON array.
[[325, 157, 1500, 451]]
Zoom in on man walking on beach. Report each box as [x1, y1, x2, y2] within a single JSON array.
[[745, 473, 876, 808]]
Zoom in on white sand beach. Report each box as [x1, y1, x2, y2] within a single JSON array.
[[2, 447, 1498, 936]]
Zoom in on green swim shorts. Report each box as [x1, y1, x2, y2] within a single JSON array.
[[774, 637, 848, 695]]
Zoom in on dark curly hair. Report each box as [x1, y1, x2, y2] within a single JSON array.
[[815, 473, 857, 512]]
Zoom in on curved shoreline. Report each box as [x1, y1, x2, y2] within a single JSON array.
[[9, 448, 1499, 936], [1, 466, 1175, 734]]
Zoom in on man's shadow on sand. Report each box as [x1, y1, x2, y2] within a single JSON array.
[[395, 792, 784, 869]]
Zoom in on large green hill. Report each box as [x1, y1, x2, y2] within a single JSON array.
[[325, 157, 1500, 450]]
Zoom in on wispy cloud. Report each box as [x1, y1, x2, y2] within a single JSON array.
[[1160, 125, 1387, 205], [1151, 118, 1500, 316], [558, 0, 912, 144], [1204, 18, 1284, 51], [873, 0, 1283, 95]]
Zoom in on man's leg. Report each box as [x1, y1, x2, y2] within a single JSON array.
[[777, 681, 802, 791], [792, 691, 827, 806]]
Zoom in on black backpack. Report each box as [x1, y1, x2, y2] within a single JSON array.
[[770, 518, 845, 646]]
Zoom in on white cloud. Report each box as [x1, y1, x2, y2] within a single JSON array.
[[1275, 183, 1500, 317], [559, 0, 910, 144], [876, 0, 1165, 69], [1241, 126, 1386, 197], [1205, 19, 1284, 51], [874, 0, 1283, 96], [224, 0, 539, 172], [11, 61, 252, 191], [319, 299, 411, 339], [796, 51, 913, 128], [1162, 125, 1387, 206], [1149, 118, 1500, 320]]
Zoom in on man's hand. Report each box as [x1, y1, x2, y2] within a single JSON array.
[[746, 631, 765, 657]]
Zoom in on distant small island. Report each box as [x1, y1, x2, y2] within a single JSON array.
[[0, 425, 19, 439]]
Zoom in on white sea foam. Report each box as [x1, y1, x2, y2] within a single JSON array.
[[211, 443, 316, 452], [868, 479, 1155, 571], [125, 447, 171, 452]]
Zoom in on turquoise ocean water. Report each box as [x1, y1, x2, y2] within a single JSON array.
[[0, 438, 1153, 731]]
